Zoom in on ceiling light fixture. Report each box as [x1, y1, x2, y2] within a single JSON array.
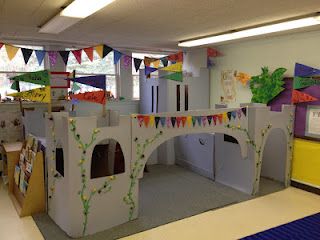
[[179, 14, 320, 47], [39, 0, 115, 34]]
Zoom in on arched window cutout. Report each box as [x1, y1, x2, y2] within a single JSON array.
[[91, 139, 125, 179], [56, 148, 64, 177]]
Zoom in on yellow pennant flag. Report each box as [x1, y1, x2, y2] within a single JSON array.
[[5, 44, 19, 60], [8, 86, 51, 103], [161, 62, 183, 72], [222, 112, 228, 123], [149, 116, 155, 127], [152, 60, 160, 68], [94, 45, 104, 59], [186, 116, 192, 127]]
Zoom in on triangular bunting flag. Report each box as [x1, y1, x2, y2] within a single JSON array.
[[48, 51, 58, 66], [202, 116, 207, 126], [176, 117, 182, 128], [153, 60, 160, 68], [137, 115, 144, 127], [83, 47, 94, 62], [171, 117, 176, 127], [291, 90, 318, 104], [8, 86, 51, 103], [155, 117, 160, 128], [223, 112, 228, 123], [294, 63, 320, 77], [71, 82, 81, 92], [143, 116, 150, 127], [149, 116, 155, 127], [166, 117, 171, 128], [114, 50, 122, 65], [95, 45, 104, 59], [72, 49, 82, 64], [293, 76, 320, 89], [237, 109, 242, 119], [168, 52, 183, 62], [160, 57, 168, 67], [5, 44, 19, 60], [231, 111, 237, 119], [207, 48, 222, 57], [160, 117, 166, 127], [207, 116, 213, 125], [181, 117, 187, 127], [0, 43, 3, 50], [217, 114, 223, 124], [59, 51, 70, 65], [192, 116, 197, 127], [102, 45, 113, 58], [144, 57, 156, 67], [70, 90, 106, 105], [35, 50, 45, 66], [241, 107, 247, 117], [134, 58, 143, 72], [161, 62, 183, 72], [123, 55, 132, 68], [163, 72, 183, 82], [66, 75, 106, 90], [196, 116, 202, 126], [10, 81, 19, 91], [213, 115, 217, 125], [145, 66, 158, 76], [227, 112, 232, 121], [10, 70, 50, 86], [21, 48, 33, 64]]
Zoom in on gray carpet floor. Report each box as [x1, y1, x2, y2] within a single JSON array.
[[33, 164, 284, 240]]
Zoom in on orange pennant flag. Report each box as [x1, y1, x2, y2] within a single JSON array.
[[83, 47, 94, 61], [94, 45, 104, 59], [70, 91, 106, 105], [143, 116, 150, 127], [153, 60, 160, 68], [5, 44, 19, 60], [291, 90, 318, 104]]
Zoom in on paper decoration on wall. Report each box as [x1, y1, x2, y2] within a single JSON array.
[[161, 62, 183, 72], [114, 50, 122, 65], [235, 72, 251, 86], [21, 48, 33, 64], [136, 108, 247, 128], [5, 45, 19, 60], [168, 52, 183, 62], [66, 75, 106, 90], [83, 47, 94, 62], [10, 81, 19, 91], [134, 58, 143, 72], [294, 63, 320, 77], [123, 55, 132, 68], [35, 50, 45, 66], [250, 67, 286, 104], [160, 57, 168, 67], [70, 91, 106, 105], [153, 60, 160, 68], [8, 86, 51, 103], [72, 49, 82, 64], [162, 72, 183, 82], [0, 43, 3, 50], [10, 70, 50, 86], [144, 57, 156, 67], [221, 70, 237, 103], [291, 89, 318, 104], [48, 51, 58, 66], [293, 76, 320, 89], [59, 51, 70, 65], [95, 45, 113, 59], [207, 48, 222, 57]]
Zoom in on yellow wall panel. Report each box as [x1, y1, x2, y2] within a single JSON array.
[[292, 138, 320, 187]]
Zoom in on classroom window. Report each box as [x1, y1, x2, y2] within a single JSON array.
[[0, 45, 44, 98]]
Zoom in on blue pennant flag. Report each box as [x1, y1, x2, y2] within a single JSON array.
[[35, 50, 46, 66], [145, 66, 158, 76], [160, 117, 166, 127], [114, 50, 122, 65]]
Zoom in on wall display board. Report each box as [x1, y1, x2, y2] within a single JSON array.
[[305, 106, 320, 139]]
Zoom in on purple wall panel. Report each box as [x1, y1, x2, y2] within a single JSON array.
[[268, 78, 320, 138]]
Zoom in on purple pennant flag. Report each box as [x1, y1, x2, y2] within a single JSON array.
[[207, 116, 213, 125], [166, 117, 171, 128], [123, 55, 132, 68], [66, 75, 106, 90], [160, 117, 166, 127], [231, 111, 237, 119], [237, 109, 242, 119], [48, 51, 58, 66], [294, 63, 320, 77], [35, 50, 46, 66], [171, 117, 176, 127], [202, 116, 207, 126], [114, 50, 122, 65], [145, 66, 158, 76], [207, 58, 215, 68]]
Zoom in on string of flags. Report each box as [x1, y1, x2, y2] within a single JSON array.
[[292, 63, 319, 103], [0, 41, 183, 72], [135, 108, 247, 128]]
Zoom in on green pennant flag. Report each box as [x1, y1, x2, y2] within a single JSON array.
[[163, 72, 183, 82], [10, 70, 50, 86], [10, 81, 19, 91], [71, 82, 81, 92], [293, 76, 320, 89]]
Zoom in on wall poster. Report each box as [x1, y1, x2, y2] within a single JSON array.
[[221, 70, 237, 103], [305, 105, 320, 139]]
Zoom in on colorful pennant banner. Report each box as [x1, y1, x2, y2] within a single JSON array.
[[8, 86, 51, 103], [135, 108, 247, 128], [10, 70, 50, 86], [70, 90, 106, 105]]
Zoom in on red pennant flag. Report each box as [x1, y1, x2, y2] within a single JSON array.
[[291, 90, 318, 104], [212, 115, 217, 125], [84, 47, 94, 61], [0, 43, 3, 50], [168, 52, 183, 62], [72, 49, 82, 64], [143, 116, 150, 127], [70, 91, 106, 105], [137, 115, 144, 127], [207, 48, 222, 57], [176, 117, 182, 128], [181, 117, 187, 127]]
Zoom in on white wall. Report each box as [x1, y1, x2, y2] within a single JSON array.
[[210, 29, 320, 107]]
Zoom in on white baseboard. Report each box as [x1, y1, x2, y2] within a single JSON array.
[[176, 157, 214, 180]]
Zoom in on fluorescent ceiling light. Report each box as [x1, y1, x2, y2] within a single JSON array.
[[179, 15, 320, 47], [39, 0, 115, 34], [60, 0, 115, 18]]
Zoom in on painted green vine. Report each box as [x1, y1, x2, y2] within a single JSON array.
[[123, 131, 163, 220], [225, 123, 272, 194], [69, 119, 116, 236]]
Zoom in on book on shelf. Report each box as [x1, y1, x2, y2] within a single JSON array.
[[14, 165, 20, 186]]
